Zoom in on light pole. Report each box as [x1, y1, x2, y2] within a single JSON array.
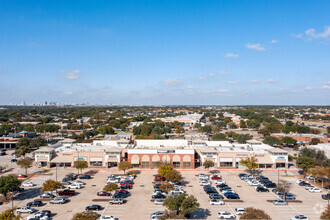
[[55, 163, 58, 181]]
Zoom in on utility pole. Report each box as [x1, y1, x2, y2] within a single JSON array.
[[55, 163, 58, 181]]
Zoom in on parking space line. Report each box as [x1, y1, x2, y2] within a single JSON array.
[[101, 202, 110, 216]]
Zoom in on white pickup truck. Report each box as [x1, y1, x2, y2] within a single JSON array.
[[16, 206, 37, 214]]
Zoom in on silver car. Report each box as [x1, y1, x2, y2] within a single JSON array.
[[50, 197, 66, 204]]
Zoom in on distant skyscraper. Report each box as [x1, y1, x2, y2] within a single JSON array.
[[22, 101, 26, 106], [45, 101, 47, 105]]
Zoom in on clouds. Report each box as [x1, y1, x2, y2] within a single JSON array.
[[270, 39, 279, 44], [322, 81, 330, 90], [186, 85, 196, 89], [199, 76, 206, 80], [304, 86, 316, 91], [246, 43, 266, 51], [62, 70, 82, 80], [220, 71, 229, 75], [224, 53, 239, 58], [305, 26, 330, 39], [227, 81, 238, 84], [217, 89, 228, 93], [162, 78, 182, 86], [251, 80, 260, 83], [267, 79, 276, 83]]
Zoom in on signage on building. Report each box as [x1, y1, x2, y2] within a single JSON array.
[[157, 150, 175, 154], [277, 156, 285, 159]]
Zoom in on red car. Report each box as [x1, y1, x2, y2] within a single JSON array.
[[211, 176, 222, 180], [97, 191, 111, 196], [18, 174, 28, 178], [120, 182, 132, 188], [154, 175, 165, 182], [58, 189, 75, 196]]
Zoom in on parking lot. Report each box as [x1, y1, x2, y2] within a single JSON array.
[[0, 166, 328, 220]]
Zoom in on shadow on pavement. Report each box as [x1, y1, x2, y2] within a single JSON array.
[[14, 187, 42, 201], [190, 208, 211, 219]]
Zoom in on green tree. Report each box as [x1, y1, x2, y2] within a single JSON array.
[[96, 125, 115, 135], [42, 179, 62, 192], [181, 194, 200, 215], [297, 125, 310, 134], [322, 159, 330, 167], [296, 156, 316, 172], [158, 164, 174, 178], [239, 120, 247, 129], [276, 179, 292, 195], [240, 207, 271, 219], [246, 119, 261, 130], [227, 122, 237, 129], [212, 133, 227, 141], [202, 125, 212, 133], [159, 182, 174, 193], [118, 161, 132, 174], [0, 175, 21, 200], [0, 208, 21, 220], [327, 126, 330, 134], [203, 160, 215, 169], [163, 193, 199, 217], [17, 157, 33, 175], [309, 138, 321, 145], [73, 160, 88, 174], [165, 170, 182, 183], [103, 183, 119, 192], [281, 136, 297, 146], [239, 157, 259, 175], [72, 211, 99, 220], [263, 136, 281, 146]]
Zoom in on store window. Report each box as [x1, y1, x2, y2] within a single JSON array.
[[183, 162, 191, 169], [220, 162, 233, 167], [173, 162, 180, 168], [90, 161, 102, 167], [141, 161, 150, 168]]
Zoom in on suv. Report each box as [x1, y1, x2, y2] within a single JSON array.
[[50, 197, 66, 204], [58, 189, 75, 196], [27, 200, 44, 207], [256, 186, 269, 192], [68, 183, 82, 189], [218, 211, 236, 219], [109, 198, 123, 204]]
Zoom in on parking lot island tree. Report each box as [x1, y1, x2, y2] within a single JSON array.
[[0, 208, 21, 220], [159, 182, 174, 193], [72, 211, 99, 220], [320, 204, 330, 219], [17, 157, 33, 175], [276, 179, 292, 199], [162, 193, 199, 218], [203, 160, 215, 169], [158, 164, 174, 178], [239, 156, 259, 176], [118, 161, 132, 174], [165, 170, 182, 183], [0, 175, 21, 200], [73, 160, 88, 175], [42, 179, 62, 192], [103, 183, 119, 193], [240, 207, 271, 219]]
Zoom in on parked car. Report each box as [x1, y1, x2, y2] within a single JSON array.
[[97, 191, 111, 196], [225, 193, 240, 199], [40, 193, 55, 198], [73, 180, 86, 185], [27, 213, 50, 220], [209, 199, 225, 205], [27, 200, 44, 207], [235, 208, 245, 215], [154, 175, 165, 182], [16, 206, 37, 214], [290, 215, 309, 220], [58, 189, 75, 196], [211, 175, 221, 180], [217, 211, 236, 219], [68, 183, 82, 189], [150, 211, 165, 219], [22, 181, 36, 187], [272, 189, 283, 195], [79, 175, 91, 179], [18, 174, 28, 179], [199, 180, 211, 186], [322, 193, 330, 200], [273, 200, 288, 205], [50, 197, 66, 204], [154, 199, 164, 205], [209, 193, 224, 200], [152, 193, 166, 199], [85, 205, 102, 211], [309, 187, 322, 193], [281, 193, 296, 200], [99, 215, 115, 220], [109, 198, 123, 205], [256, 186, 269, 192], [264, 182, 276, 188], [11, 158, 17, 163]]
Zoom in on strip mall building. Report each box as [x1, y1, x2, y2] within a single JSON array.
[[35, 138, 289, 169]]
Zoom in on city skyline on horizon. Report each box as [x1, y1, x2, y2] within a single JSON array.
[[0, 1, 330, 105]]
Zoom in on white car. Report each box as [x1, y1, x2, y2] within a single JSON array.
[[309, 187, 322, 193], [154, 199, 164, 205], [248, 181, 259, 186], [222, 189, 235, 194], [290, 215, 309, 220], [199, 175, 209, 180], [215, 180, 226, 184], [67, 183, 82, 189], [235, 208, 245, 215], [305, 185, 314, 190], [22, 182, 36, 187], [99, 215, 115, 220], [296, 179, 305, 184], [73, 180, 86, 185], [16, 206, 36, 214], [107, 178, 119, 183], [209, 199, 225, 205], [152, 192, 167, 197], [27, 213, 50, 220], [217, 211, 236, 219], [199, 180, 211, 186], [306, 175, 314, 180], [150, 211, 165, 218]]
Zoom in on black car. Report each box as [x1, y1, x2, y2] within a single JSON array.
[[205, 189, 218, 194], [238, 173, 247, 178], [322, 193, 330, 200], [264, 182, 276, 188], [216, 184, 228, 188], [299, 181, 311, 186], [11, 158, 17, 163], [27, 200, 43, 207], [79, 175, 91, 179], [152, 193, 166, 199], [226, 193, 240, 199], [112, 193, 126, 198], [256, 186, 269, 192], [220, 187, 232, 192], [259, 179, 270, 184], [40, 210, 52, 217], [0, 152, 6, 156], [154, 183, 161, 188], [324, 185, 330, 190], [85, 205, 102, 211]]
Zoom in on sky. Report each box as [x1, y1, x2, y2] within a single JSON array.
[[0, 0, 330, 105]]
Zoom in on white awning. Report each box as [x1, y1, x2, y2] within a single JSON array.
[[219, 158, 233, 162], [50, 156, 72, 163], [90, 157, 103, 162]]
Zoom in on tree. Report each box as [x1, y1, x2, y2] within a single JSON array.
[[263, 136, 281, 146], [103, 183, 119, 192], [239, 157, 259, 175], [246, 119, 261, 130], [212, 133, 227, 141], [118, 161, 132, 174], [296, 156, 316, 172], [240, 207, 271, 219], [227, 122, 237, 129], [202, 125, 212, 133], [320, 205, 330, 219], [73, 160, 88, 174], [309, 138, 321, 145], [322, 159, 330, 167], [308, 166, 329, 186], [158, 164, 174, 178], [0, 175, 21, 200], [96, 125, 115, 135], [15, 137, 32, 157], [165, 170, 182, 183], [159, 182, 174, 193], [203, 160, 215, 169], [0, 208, 21, 220], [276, 180, 292, 196], [17, 157, 33, 175], [239, 120, 247, 129], [281, 136, 297, 146], [72, 211, 99, 220], [180, 194, 200, 215], [163, 193, 199, 217], [42, 179, 62, 192]]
